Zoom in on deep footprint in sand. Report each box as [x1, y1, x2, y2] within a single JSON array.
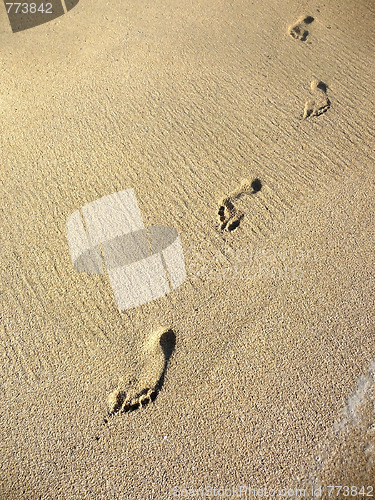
[[288, 15, 314, 41], [218, 178, 261, 232], [303, 80, 331, 119], [218, 197, 239, 231], [107, 327, 176, 415]]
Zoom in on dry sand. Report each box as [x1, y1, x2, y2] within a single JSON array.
[[0, 0, 374, 497]]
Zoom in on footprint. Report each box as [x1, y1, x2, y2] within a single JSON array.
[[288, 15, 314, 41], [217, 178, 262, 232], [303, 80, 331, 119], [218, 197, 238, 231], [107, 327, 176, 415]]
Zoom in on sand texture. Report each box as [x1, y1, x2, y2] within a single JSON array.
[[0, 0, 374, 497]]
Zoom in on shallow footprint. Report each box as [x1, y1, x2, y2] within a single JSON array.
[[289, 15, 314, 41], [217, 178, 261, 232], [107, 327, 176, 415], [303, 80, 331, 119]]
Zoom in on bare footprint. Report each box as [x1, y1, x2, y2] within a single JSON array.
[[218, 197, 238, 231], [303, 79, 331, 119], [107, 327, 176, 415], [217, 178, 262, 232], [288, 15, 314, 41]]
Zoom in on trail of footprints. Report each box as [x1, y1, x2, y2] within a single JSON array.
[[216, 15, 331, 235], [107, 12, 333, 418], [288, 14, 331, 119]]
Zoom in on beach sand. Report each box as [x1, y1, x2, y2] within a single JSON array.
[[0, 0, 374, 497]]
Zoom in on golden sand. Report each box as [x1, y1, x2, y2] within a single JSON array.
[[0, 0, 374, 497]]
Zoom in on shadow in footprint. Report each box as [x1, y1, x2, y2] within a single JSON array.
[[316, 81, 327, 93], [109, 390, 127, 415], [218, 205, 225, 220], [300, 29, 309, 42], [304, 16, 314, 24], [251, 178, 262, 193], [154, 329, 176, 395], [227, 216, 244, 232]]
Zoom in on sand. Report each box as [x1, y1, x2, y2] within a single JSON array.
[[0, 0, 374, 497]]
